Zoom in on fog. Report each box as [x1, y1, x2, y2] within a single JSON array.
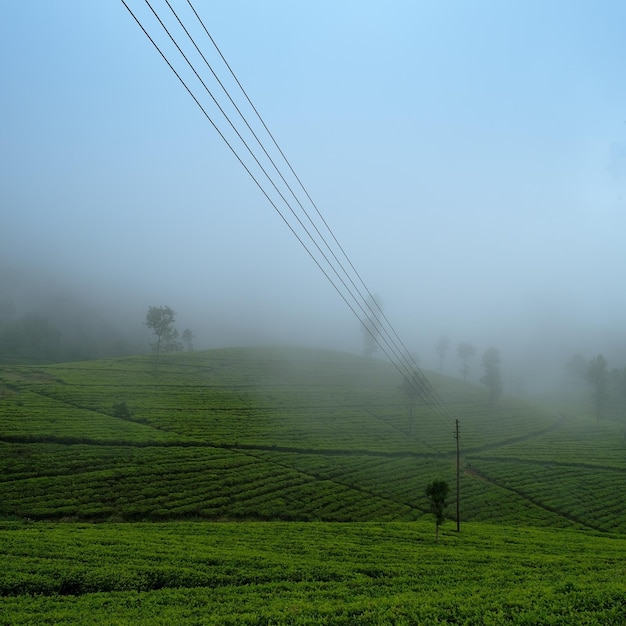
[[2, 2, 626, 389]]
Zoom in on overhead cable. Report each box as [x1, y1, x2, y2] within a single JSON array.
[[119, 0, 454, 426]]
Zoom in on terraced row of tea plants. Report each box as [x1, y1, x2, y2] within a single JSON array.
[[1, 346, 624, 529], [2, 520, 626, 624], [0, 443, 418, 522], [466, 459, 626, 533]]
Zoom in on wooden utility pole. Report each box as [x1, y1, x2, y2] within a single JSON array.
[[455, 419, 460, 533]]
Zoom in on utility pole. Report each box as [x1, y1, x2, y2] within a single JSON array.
[[455, 419, 460, 533]]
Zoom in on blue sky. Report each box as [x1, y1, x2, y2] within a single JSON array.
[[2, 1, 626, 374]]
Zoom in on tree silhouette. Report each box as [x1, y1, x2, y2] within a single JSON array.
[[457, 342, 476, 381], [425, 480, 449, 542], [145, 306, 181, 360], [182, 328, 194, 351]]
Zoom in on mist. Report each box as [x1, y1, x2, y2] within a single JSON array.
[[2, 2, 626, 390]]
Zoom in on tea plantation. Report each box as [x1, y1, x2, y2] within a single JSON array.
[[1, 346, 625, 623]]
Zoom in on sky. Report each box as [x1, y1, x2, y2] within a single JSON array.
[[2, 1, 626, 380]]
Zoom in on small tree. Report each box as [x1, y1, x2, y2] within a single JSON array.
[[457, 342, 476, 381], [425, 480, 449, 542], [481, 347, 503, 405], [586, 354, 608, 427], [182, 328, 195, 351], [436, 335, 449, 373], [145, 306, 182, 359], [112, 401, 132, 419]]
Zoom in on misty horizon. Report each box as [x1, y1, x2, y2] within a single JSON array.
[[2, 2, 626, 390]]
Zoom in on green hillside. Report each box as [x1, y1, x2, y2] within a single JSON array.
[[1, 346, 624, 531]]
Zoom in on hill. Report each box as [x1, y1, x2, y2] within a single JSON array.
[[1, 346, 624, 531]]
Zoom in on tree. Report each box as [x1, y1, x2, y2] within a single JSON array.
[[457, 342, 476, 381], [145, 306, 182, 359], [436, 335, 449, 373], [361, 294, 382, 358], [112, 401, 132, 419], [425, 480, 449, 542], [481, 347, 502, 405], [182, 328, 194, 351], [586, 354, 608, 427]]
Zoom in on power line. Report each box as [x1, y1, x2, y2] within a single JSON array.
[[185, 0, 447, 411], [139, 0, 383, 336], [119, 1, 454, 427], [123, 0, 453, 425], [118, 1, 377, 332], [182, 2, 453, 423], [124, 2, 432, 404]]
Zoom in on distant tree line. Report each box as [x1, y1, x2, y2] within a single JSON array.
[[0, 304, 196, 365], [0, 266, 146, 365], [0, 312, 141, 364], [434, 334, 503, 405], [0, 313, 60, 363], [566, 353, 626, 427], [360, 305, 502, 408], [0, 265, 197, 365]]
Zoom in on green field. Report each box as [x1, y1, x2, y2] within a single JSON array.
[[1, 346, 625, 623], [2, 521, 626, 625]]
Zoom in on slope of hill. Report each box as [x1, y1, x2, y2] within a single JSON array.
[[1, 346, 624, 531]]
